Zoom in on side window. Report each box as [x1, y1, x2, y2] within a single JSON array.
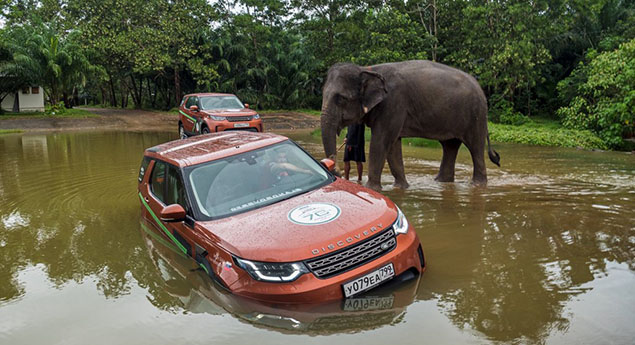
[[151, 161, 167, 203], [179, 97, 186, 107], [185, 97, 193, 108], [138, 156, 151, 183], [166, 166, 188, 210]]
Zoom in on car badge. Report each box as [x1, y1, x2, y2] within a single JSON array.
[[223, 262, 233, 271], [288, 203, 341, 225]]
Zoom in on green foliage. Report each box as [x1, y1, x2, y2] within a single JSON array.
[[2, 0, 634, 151], [351, 7, 431, 65], [45, 101, 66, 115], [557, 39, 635, 149], [1, 107, 97, 119], [489, 121, 607, 150], [0, 19, 92, 106], [0, 129, 24, 135]]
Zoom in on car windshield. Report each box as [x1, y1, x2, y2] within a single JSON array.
[[186, 141, 331, 219], [199, 96, 244, 110]]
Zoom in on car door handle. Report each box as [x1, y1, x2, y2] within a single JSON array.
[[144, 197, 149, 202]]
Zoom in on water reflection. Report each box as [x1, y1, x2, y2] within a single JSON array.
[[137, 218, 419, 334], [0, 132, 177, 303], [0, 131, 633, 344], [384, 169, 634, 343]]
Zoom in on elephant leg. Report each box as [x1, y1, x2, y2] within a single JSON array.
[[387, 138, 409, 189], [464, 137, 487, 185], [366, 134, 391, 191], [435, 139, 462, 182]]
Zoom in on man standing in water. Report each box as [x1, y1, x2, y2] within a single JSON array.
[[343, 123, 365, 182]]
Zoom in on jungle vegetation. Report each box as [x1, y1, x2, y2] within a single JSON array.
[[0, 0, 633, 149]]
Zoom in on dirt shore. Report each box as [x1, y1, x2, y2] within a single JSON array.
[[0, 108, 320, 133]]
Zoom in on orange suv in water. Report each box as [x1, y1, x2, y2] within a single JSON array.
[[178, 93, 263, 138], [137, 131, 425, 303]]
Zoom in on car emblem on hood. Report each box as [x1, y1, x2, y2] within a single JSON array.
[[288, 203, 341, 225]]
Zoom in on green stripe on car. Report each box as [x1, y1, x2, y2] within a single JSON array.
[[179, 110, 196, 123], [138, 192, 188, 255]]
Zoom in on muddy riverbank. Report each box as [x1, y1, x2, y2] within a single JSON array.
[[0, 108, 320, 132]]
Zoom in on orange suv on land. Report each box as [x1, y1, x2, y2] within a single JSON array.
[[137, 131, 425, 303], [178, 93, 263, 139]]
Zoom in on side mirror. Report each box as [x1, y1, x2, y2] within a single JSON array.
[[244, 103, 250, 109], [190, 105, 199, 112], [320, 158, 336, 172], [160, 204, 186, 222]]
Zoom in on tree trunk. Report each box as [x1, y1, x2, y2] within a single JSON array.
[[174, 67, 181, 108], [147, 77, 156, 109], [108, 71, 117, 107], [63, 92, 70, 108], [129, 74, 142, 108]]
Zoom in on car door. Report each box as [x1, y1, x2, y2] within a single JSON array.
[[140, 159, 195, 258], [180, 97, 195, 133]]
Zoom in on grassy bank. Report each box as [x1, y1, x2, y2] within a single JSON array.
[[0, 108, 97, 119], [260, 109, 321, 116], [0, 129, 23, 135], [311, 117, 609, 150], [489, 118, 607, 150]]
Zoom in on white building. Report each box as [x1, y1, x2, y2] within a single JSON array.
[[1, 86, 45, 112]]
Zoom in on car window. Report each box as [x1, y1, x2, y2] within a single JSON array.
[[185, 96, 197, 109], [138, 156, 151, 183], [186, 141, 331, 220], [200, 96, 243, 110], [150, 160, 166, 203], [166, 165, 188, 210]]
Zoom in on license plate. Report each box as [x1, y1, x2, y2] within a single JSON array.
[[234, 123, 249, 128], [343, 295, 394, 311], [342, 263, 394, 298]]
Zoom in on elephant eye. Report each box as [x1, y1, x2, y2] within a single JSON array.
[[335, 94, 348, 105]]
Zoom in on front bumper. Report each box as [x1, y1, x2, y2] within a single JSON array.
[[227, 225, 424, 303], [206, 118, 263, 132]]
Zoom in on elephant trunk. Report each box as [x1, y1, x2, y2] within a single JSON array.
[[321, 113, 339, 161]]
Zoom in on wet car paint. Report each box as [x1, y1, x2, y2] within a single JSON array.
[[138, 131, 424, 302]]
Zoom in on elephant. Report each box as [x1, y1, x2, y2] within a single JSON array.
[[320, 60, 500, 191]]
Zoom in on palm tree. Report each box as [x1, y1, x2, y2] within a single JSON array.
[[2, 24, 91, 107]]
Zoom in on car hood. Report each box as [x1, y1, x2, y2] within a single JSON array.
[[202, 109, 257, 116], [196, 179, 399, 262]]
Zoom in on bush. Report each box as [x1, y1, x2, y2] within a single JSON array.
[[489, 98, 529, 125], [45, 101, 66, 115], [557, 39, 635, 149], [489, 122, 607, 150]]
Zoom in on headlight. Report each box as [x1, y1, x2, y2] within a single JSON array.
[[234, 257, 309, 282], [253, 114, 260, 119], [394, 206, 409, 235], [209, 115, 226, 121]]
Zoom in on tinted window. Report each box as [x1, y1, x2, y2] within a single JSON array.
[[138, 157, 151, 183], [185, 96, 197, 108], [151, 161, 166, 203], [186, 141, 331, 219], [166, 166, 187, 210], [199, 96, 243, 110]]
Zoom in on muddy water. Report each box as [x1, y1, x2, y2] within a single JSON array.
[[0, 131, 633, 345]]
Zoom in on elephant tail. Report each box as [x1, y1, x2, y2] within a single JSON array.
[[487, 133, 501, 167]]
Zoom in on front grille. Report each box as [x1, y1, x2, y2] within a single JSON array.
[[226, 116, 252, 122], [305, 228, 396, 278]]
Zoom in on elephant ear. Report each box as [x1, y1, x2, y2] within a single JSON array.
[[360, 70, 387, 114]]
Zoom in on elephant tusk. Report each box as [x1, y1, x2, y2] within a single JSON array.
[[363, 106, 369, 113]]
